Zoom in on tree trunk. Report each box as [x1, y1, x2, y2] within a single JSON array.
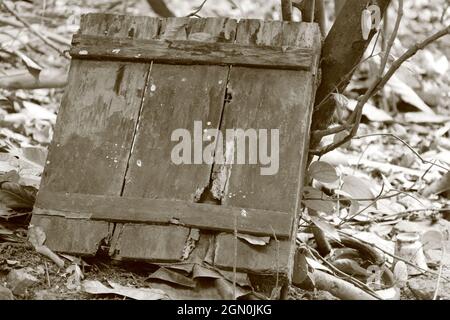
[[310, 0, 391, 147], [334, 0, 346, 16], [146, 0, 175, 17]]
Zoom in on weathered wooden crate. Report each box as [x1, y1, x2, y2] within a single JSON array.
[[31, 13, 321, 293]]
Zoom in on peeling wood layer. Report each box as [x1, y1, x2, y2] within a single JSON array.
[[31, 14, 321, 278]]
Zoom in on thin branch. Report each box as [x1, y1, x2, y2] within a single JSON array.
[[312, 124, 352, 141], [186, 0, 208, 17], [2, 1, 67, 58], [354, 133, 450, 172], [313, 51, 382, 112], [310, 23, 450, 156], [379, 0, 403, 77], [306, 246, 382, 299], [433, 245, 445, 300]]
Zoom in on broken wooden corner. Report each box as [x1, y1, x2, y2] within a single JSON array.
[[30, 13, 321, 296]]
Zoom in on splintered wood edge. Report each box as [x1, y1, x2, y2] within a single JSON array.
[[69, 34, 315, 71], [34, 191, 293, 238]]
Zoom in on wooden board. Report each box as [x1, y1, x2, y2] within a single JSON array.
[[111, 17, 237, 261], [210, 21, 321, 273], [31, 14, 159, 256], [30, 14, 321, 277], [34, 191, 292, 237], [70, 34, 316, 71], [31, 215, 111, 255]]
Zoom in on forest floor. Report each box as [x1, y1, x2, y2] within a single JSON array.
[[1, 0, 450, 300]]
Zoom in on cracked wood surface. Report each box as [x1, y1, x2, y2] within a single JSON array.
[[31, 14, 321, 275]]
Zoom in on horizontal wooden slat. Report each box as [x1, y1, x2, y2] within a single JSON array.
[[34, 191, 293, 238], [69, 34, 315, 71]]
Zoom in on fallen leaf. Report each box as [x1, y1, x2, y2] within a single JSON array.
[[331, 258, 368, 277], [310, 216, 340, 241], [237, 233, 270, 246], [347, 99, 393, 122], [341, 176, 375, 201], [404, 112, 450, 124], [148, 267, 196, 288], [422, 229, 444, 251], [422, 172, 450, 197], [305, 256, 332, 273], [65, 264, 84, 291], [15, 50, 42, 78], [302, 187, 335, 214], [82, 280, 169, 300], [308, 161, 339, 183], [0, 182, 37, 211], [386, 75, 434, 114]]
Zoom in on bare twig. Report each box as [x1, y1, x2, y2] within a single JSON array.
[[2, 1, 67, 58], [311, 23, 450, 156], [313, 51, 382, 116], [35, 245, 65, 268], [433, 246, 445, 300], [306, 246, 382, 299], [354, 133, 450, 172], [44, 261, 51, 288], [186, 0, 208, 17], [312, 124, 352, 141], [379, 0, 403, 77], [270, 226, 281, 299]]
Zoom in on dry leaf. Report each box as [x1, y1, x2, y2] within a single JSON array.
[[82, 280, 169, 300]]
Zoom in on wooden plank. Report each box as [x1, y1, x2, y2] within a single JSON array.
[[110, 224, 190, 262], [31, 215, 111, 255], [213, 233, 291, 274], [110, 18, 239, 262], [70, 34, 315, 71], [211, 21, 321, 273], [121, 17, 236, 201], [31, 14, 160, 254], [37, 15, 159, 195], [34, 191, 292, 237], [212, 20, 319, 213]]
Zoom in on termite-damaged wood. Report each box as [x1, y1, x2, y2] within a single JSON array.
[[34, 191, 293, 237], [70, 34, 315, 71], [30, 14, 322, 288], [109, 224, 190, 261], [210, 20, 321, 276], [105, 17, 238, 263]]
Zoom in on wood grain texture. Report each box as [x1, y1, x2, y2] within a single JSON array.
[[31, 215, 111, 255], [31, 14, 160, 255], [34, 191, 292, 237], [70, 35, 314, 71], [214, 233, 291, 274], [110, 224, 190, 261], [30, 15, 321, 275], [38, 15, 159, 195], [122, 17, 236, 201], [111, 18, 238, 262], [211, 20, 321, 273]]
